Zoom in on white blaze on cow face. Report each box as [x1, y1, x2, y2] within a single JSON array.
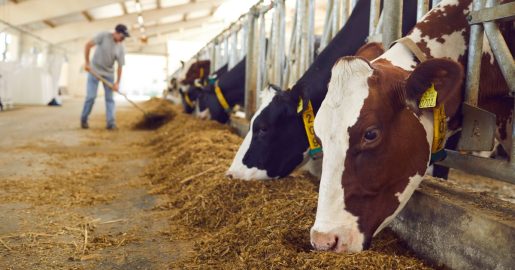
[[310, 57, 373, 253], [226, 87, 277, 180]]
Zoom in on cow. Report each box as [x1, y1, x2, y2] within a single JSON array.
[[178, 60, 211, 113], [226, 0, 419, 180], [179, 62, 230, 114], [197, 58, 246, 123], [310, 0, 513, 253]]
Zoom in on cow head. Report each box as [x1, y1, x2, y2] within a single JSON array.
[[179, 84, 202, 114], [227, 85, 310, 180], [197, 84, 231, 124], [310, 56, 463, 252], [226, 43, 387, 180]]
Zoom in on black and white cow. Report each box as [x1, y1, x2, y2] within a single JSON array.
[[227, 0, 419, 180], [180, 64, 229, 114], [197, 57, 246, 124]]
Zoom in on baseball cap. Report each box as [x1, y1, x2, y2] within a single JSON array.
[[115, 24, 130, 37]]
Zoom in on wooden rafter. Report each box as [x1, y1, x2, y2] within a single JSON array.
[[82, 11, 94, 22], [34, 0, 226, 44], [120, 2, 129, 15], [43, 20, 56, 28]]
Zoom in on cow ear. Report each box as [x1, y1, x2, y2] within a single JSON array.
[[355, 42, 385, 61], [405, 59, 464, 114]]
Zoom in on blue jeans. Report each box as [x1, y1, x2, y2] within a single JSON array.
[[81, 73, 115, 127]]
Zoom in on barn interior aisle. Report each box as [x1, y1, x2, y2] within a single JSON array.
[[0, 99, 191, 269], [0, 99, 433, 269]]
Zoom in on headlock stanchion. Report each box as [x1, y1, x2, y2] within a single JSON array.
[[436, 0, 515, 184]]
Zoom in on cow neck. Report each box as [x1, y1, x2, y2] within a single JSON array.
[[394, 37, 448, 164], [290, 83, 323, 160]]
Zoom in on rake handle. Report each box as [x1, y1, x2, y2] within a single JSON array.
[[88, 69, 148, 116]]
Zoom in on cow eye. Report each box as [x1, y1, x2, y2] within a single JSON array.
[[258, 127, 268, 137], [363, 127, 380, 143]]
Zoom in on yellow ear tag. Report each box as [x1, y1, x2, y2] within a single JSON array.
[[419, 84, 437, 109], [297, 98, 303, 113]]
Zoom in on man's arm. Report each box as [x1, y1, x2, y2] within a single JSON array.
[[113, 65, 122, 91], [84, 40, 95, 71]]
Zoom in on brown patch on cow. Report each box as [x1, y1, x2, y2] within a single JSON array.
[[409, 1, 470, 63], [355, 42, 385, 61], [181, 60, 211, 85]]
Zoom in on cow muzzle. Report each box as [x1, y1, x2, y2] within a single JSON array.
[[310, 226, 363, 253]]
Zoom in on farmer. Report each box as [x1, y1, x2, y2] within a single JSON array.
[[81, 24, 129, 130]]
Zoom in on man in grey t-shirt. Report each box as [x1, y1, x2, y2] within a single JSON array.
[[81, 24, 129, 130]]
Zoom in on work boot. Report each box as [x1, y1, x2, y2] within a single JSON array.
[[107, 124, 118, 131], [81, 121, 89, 129]]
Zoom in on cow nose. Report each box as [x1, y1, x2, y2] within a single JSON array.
[[225, 172, 234, 179], [311, 230, 339, 251]]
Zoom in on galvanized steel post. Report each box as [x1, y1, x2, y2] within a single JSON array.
[[307, 0, 316, 66], [382, 0, 403, 48], [464, 0, 485, 106], [417, 0, 430, 21], [431, 0, 442, 7], [369, 0, 381, 36], [244, 7, 259, 120]]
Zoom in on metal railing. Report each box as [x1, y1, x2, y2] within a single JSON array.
[[436, 0, 515, 184], [174, 0, 514, 185]]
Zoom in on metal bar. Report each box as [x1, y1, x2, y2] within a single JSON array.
[[431, 0, 442, 7], [417, 0, 430, 21], [435, 150, 515, 185], [464, 0, 485, 107], [382, 0, 403, 48], [256, 10, 267, 100], [307, 0, 316, 66], [512, 98, 515, 166], [468, 2, 515, 24], [351, 0, 358, 9], [229, 29, 238, 69], [244, 8, 259, 120], [277, 0, 286, 88], [223, 35, 229, 68], [333, 0, 342, 37], [319, 0, 334, 52], [341, 0, 350, 27], [283, 1, 298, 89], [369, 0, 381, 36], [483, 16, 515, 93], [209, 43, 216, 74]]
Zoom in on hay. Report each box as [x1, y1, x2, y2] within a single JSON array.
[[143, 103, 435, 269], [131, 98, 176, 130]]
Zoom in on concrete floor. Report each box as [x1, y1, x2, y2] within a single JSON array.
[[0, 98, 189, 269]]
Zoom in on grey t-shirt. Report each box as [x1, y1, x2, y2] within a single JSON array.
[[91, 32, 125, 79]]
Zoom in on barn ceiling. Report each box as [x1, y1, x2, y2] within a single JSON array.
[[0, 0, 229, 48], [0, 0, 330, 54]]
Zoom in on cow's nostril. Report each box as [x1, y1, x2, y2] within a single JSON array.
[[311, 230, 338, 251], [226, 173, 234, 180]]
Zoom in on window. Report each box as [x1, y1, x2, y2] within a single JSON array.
[[0, 32, 12, 62]]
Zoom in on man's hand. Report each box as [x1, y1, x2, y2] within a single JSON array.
[[84, 63, 91, 72], [112, 82, 120, 92]]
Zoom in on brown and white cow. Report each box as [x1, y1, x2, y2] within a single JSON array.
[[311, 0, 513, 252]]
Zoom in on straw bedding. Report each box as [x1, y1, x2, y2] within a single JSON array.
[[142, 99, 435, 269]]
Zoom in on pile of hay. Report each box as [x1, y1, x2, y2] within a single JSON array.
[[131, 98, 176, 130], [143, 103, 435, 269]]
